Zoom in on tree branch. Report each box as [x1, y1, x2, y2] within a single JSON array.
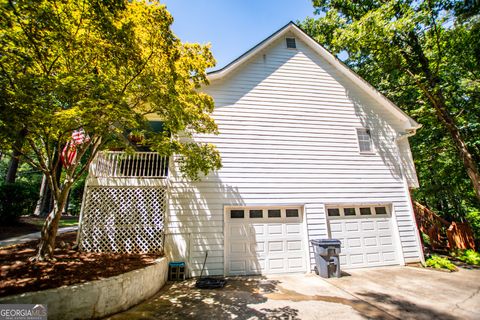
[[25, 137, 49, 173], [72, 136, 103, 181], [121, 50, 155, 94]]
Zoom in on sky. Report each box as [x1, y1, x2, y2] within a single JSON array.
[[161, 0, 317, 70]]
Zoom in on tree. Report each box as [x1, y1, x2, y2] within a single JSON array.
[[0, 0, 221, 260], [299, 0, 480, 203]]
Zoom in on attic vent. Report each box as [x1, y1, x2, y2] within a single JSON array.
[[286, 37, 296, 48]]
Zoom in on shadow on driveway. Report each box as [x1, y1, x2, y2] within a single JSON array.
[[357, 292, 460, 320], [106, 277, 300, 320], [106, 271, 476, 320]]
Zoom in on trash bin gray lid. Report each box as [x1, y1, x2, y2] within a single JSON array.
[[311, 239, 341, 245]]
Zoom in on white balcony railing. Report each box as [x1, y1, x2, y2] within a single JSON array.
[[90, 151, 168, 178]]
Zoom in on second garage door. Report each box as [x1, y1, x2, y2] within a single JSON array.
[[225, 206, 307, 275], [326, 205, 401, 269]]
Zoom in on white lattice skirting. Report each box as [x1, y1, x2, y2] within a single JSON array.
[[79, 186, 166, 253]]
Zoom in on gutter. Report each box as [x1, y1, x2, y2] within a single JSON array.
[[395, 126, 420, 142]]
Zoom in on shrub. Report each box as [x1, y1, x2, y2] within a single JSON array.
[[421, 232, 431, 246], [0, 182, 38, 225], [425, 255, 457, 271], [452, 249, 480, 266], [466, 210, 480, 242]]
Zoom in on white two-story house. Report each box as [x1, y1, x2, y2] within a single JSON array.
[[78, 22, 424, 276]]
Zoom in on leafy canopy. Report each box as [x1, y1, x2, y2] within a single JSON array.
[[300, 0, 480, 223], [0, 0, 221, 181], [0, 0, 222, 259]]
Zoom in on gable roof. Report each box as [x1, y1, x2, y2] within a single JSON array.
[[208, 22, 420, 131]]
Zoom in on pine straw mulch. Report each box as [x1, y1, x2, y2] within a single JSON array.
[[0, 232, 161, 297]]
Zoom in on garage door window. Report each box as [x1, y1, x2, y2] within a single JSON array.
[[268, 209, 281, 218], [227, 207, 303, 221], [327, 208, 340, 217], [230, 210, 244, 218], [249, 209, 263, 218], [360, 207, 372, 215], [327, 205, 390, 218], [344, 208, 356, 216], [286, 209, 299, 217]]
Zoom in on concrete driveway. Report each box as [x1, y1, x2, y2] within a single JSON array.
[[105, 266, 480, 320]]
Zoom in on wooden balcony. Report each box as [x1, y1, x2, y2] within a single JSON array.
[[90, 151, 168, 179]]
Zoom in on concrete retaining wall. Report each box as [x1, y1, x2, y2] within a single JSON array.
[[0, 257, 168, 319]]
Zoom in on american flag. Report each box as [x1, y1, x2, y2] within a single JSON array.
[[72, 128, 90, 145], [61, 128, 90, 168], [61, 140, 77, 168]]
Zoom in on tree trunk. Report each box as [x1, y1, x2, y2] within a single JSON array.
[[5, 129, 27, 183], [5, 150, 21, 183], [401, 31, 480, 202], [33, 189, 69, 261], [37, 153, 63, 217], [431, 93, 480, 202], [33, 174, 48, 216], [64, 189, 71, 215]]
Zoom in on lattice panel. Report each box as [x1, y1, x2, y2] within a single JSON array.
[[79, 186, 166, 253]]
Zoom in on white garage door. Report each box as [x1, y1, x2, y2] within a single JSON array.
[[327, 205, 400, 269], [225, 207, 307, 275]]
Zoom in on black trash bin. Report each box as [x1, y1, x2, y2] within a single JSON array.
[[311, 239, 341, 278]]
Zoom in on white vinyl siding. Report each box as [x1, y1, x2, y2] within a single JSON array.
[[167, 34, 423, 276], [397, 138, 420, 188]]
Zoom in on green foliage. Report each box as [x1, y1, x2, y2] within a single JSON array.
[[421, 232, 431, 246], [466, 210, 480, 241], [300, 0, 480, 225], [0, 0, 222, 257], [0, 0, 221, 182], [425, 255, 457, 271], [0, 182, 38, 224], [451, 249, 480, 265]]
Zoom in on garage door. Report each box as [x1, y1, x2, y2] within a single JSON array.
[[225, 206, 307, 275], [326, 205, 400, 269]]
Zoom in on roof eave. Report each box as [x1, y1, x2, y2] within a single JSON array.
[[208, 21, 294, 81]]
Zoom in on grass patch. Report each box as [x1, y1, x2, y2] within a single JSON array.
[[22, 216, 78, 228], [58, 218, 79, 228], [426, 255, 457, 271]]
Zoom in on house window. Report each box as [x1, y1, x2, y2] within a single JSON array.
[[357, 128, 373, 153], [286, 209, 299, 217], [286, 37, 296, 49], [230, 210, 244, 219], [249, 209, 263, 218], [327, 208, 340, 217], [344, 208, 356, 216], [268, 209, 281, 218]]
